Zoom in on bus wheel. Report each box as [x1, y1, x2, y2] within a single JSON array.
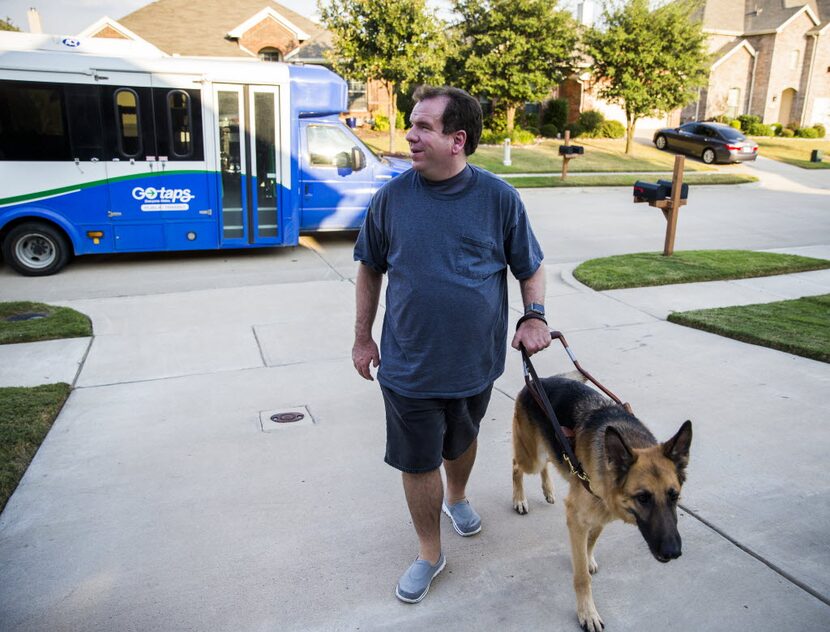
[[2, 222, 71, 276]]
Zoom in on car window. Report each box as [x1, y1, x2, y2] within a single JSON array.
[[719, 128, 746, 142], [696, 125, 714, 136], [679, 123, 696, 133], [307, 124, 355, 167]]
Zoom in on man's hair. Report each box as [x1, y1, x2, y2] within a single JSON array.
[[412, 85, 482, 156]]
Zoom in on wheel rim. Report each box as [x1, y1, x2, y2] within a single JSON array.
[[657, 137, 666, 149], [703, 149, 714, 164], [14, 232, 57, 270]]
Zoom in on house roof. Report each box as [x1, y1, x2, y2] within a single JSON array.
[[697, 1, 825, 35], [116, 0, 325, 57]]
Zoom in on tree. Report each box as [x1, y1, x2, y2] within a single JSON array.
[[318, 0, 446, 153], [449, 0, 577, 134], [1, 17, 20, 31], [585, 0, 709, 153]]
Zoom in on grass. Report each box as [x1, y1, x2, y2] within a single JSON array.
[[573, 250, 830, 291], [0, 383, 71, 512], [503, 173, 757, 188], [755, 137, 830, 169], [668, 295, 830, 363], [0, 302, 92, 345]]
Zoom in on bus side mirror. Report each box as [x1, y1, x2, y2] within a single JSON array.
[[351, 146, 366, 171]]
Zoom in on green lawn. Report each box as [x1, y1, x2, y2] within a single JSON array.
[[668, 295, 830, 363], [0, 383, 71, 512], [503, 173, 756, 188], [755, 137, 830, 169], [573, 250, 830, 291], [0, 302, 92, 345]]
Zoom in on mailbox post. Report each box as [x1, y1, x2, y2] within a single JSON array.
[[559, 130, 584, 180], [632, 154, 688, 256]]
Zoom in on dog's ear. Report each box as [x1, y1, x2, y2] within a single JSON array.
[[663, 420, 692, 483], [605, 426, 636, 482]]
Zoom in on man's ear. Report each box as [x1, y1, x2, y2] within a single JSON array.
[[451, 130, 467, 155], [605, 426, 636, 483]]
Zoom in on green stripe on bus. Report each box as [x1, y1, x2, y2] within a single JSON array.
[[0, 170, 215, 207]]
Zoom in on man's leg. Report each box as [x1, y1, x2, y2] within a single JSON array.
[[402, 468, 443, 564], [444, 438, 477, 505]]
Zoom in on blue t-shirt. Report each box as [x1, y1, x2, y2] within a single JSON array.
[[354, 164, 544, 398]]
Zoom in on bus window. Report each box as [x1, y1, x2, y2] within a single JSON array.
[[65, 85, 104, 161], [307, 125, 357, 168], [114, 88, 142, 158], [167, 90, 192, 158], [0, 81, 70, 161]]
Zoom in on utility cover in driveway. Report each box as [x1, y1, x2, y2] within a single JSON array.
[[259, 405, 314, 432]]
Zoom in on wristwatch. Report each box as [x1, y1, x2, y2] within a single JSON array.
[[525, 303, 545, 317]]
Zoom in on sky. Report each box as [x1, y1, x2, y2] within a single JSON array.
[[2, 0, 582, 34]]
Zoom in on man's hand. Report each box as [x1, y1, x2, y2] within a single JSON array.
[[353, 337, 380, 380], [511, 318, 551, 356]]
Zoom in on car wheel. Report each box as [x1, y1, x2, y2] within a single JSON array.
[[701, 148, 717, 165], [1, 222, 71, 276], [655, 135, 667, 150]]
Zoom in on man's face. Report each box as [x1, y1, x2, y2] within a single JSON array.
[[405, 96, 466, 180]]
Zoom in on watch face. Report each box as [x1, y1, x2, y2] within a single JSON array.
[[526, 303, 545, 315]]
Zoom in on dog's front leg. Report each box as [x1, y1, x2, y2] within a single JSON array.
[[587, 525, 603, 574], [566, 497, 604, 631]]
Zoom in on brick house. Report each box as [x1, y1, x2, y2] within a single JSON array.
[[78, 0, 391, 121], [681, 0, 830, 128]]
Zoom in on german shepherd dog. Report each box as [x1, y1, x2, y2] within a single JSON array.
[[511, 374, 692, 631]]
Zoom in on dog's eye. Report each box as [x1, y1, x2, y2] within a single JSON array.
[[667, 489, 680, 502], [634, 492, 652, 505]]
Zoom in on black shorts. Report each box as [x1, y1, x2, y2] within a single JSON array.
[[380, 384, 494, 473]]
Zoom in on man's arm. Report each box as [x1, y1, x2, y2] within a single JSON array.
[[353, 263, 383, 380], [511, 265, 551, 356]]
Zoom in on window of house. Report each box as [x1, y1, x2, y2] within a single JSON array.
[[167, 90, 192, 157], [726, 87, 741, 119], [307, 124, 355, 167], [114, 88, 142, 158], [259, 47, 282, 62], [0, 81, 70, 161], [348, 80, 367, 111]]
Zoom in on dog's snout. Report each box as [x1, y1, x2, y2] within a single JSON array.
[[658, 534, 682, 562]]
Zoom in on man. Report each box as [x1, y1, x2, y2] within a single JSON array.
[[352, 86, 550, 603]]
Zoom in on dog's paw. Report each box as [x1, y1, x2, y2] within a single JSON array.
[[513, 498, 529, 515], [544, 490, 556, 504], [588, 556, 598, 575], [577, 605, 604, 632]]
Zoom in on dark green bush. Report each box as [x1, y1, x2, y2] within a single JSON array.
[[597, 120, 626, 138], [578, 110, 605, 136], [813, 123, 826, 138], [737, 114, 761, 132], [543, 99, 568, 131], [540, 123, 559, 138], [771, 123, 783, 136], [565, 122, 584, 139], [795, 126, 819, 139], [781, 128, 795, 137], [747, 122, 774, 136]]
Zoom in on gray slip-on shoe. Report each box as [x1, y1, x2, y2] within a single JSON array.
[[442, 499, 482, 536], [395, 553, 446, 603]]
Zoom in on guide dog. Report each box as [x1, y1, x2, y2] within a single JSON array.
[[512, 374, 692, 631]]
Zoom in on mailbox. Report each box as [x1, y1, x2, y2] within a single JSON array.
[[633, 181, 669, 202], [811, 149, 823, 163], [656, 179, 689, 200], [559, 145, 584, 156]]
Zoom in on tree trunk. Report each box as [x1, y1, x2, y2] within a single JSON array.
[[506, 105, 516, 135], [625, 114, 637, 154], [387, 81, 396, 154]]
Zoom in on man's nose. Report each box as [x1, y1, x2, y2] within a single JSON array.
[[405, 128, 416, 143]]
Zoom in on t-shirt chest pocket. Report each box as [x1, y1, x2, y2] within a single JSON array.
[[456, 234, 504, 280]]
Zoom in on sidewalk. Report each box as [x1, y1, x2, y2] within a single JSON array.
[[1, 251, 828, 630]]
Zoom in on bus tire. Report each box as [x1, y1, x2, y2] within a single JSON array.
[[2, 222, 71, 276]]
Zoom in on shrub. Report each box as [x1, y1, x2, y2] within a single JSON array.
[[543, 99, 568, 131], [578, 110, 605, 136], [480, 126, 537, 145], [795, 126, 819, 139], [511, 127, 537, 144], [596, 120, 626, 138], [540, 123, 559, 138], [713, 114, 731, 124], [813, 123, 826, 138], [747, 122, 774, 136], [730, 119, 742, 130], [771, 123, 783, 136], [781, 127, 795, 137], [737, 114, 761, 132], [372, 111, 406, 132], [564, 122, 584, 139]]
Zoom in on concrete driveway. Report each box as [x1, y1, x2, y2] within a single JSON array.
[[0, 158, 828, 631]]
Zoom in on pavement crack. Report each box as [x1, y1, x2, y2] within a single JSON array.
[[71, 336, 95, 389]]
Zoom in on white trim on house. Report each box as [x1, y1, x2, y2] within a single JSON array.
[[703, 29, 744, 36], [226, 8, 311, 41], [711, 39, 757, 70], [743, 5, 820, 36], [76, 16, 163, 54]]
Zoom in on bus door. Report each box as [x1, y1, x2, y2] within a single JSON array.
[[299, 120, 375, 230], [100, 72, 213, 251], [214, 84, 282, 246]]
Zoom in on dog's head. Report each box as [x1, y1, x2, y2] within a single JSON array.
[[604, 420, 693, 563]]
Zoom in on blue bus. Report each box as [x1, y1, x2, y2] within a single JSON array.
[[0, 33, 409, 275]]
